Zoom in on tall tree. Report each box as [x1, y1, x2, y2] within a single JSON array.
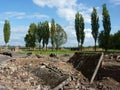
[[42, 21, 49, 50], [54, 24, 67, 50], [98, 31, 105, 49], [3, 20, 11, 46], [51, 18, 55, 51], [44, 21, 50, 50], [24, 23, 37, 49], [37, 22, 43, 50], [102, 3, 111, 51], [108, 34, 114, 49], [75, 12, 85, 51], [75, 12, 80, 47], [91, 7, 99, 51], [113, 30, 120, 49]]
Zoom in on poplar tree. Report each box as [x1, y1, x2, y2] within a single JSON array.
[[54, 24, 67, 50], [91, 7, 99, 51], [37, 22, 43, 50], [102, 3, 111, 51], [42, 21, 49, 50], [75, 12, 85, 51], [51, 18, 55, 50], [24, 23, 37, 49], [3, 20, 11, 46]]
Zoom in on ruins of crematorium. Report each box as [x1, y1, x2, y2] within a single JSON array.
[[0, 51, 120, 90]]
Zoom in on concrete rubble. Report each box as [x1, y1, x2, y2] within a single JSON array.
[[0, 52, 120, 90]]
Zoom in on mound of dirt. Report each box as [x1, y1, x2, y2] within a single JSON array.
[[0, 54, 90, 89], [68, 52, 102, 81]]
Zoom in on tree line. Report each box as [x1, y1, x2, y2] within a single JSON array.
[[2, 3, 120, 51], [99, 30, 120, 50], [75, 3, 111, 52], [24, 19, 67, 50]]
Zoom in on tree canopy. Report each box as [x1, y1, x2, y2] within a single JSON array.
[[54, 24, 67, 50], [75, 12, 85, 51], [3, 20, 11, 45], [24, 23, 37, 48], [50, 18, 55, 50], [91, 7, 99, 51], [102, 3, 111, 51]]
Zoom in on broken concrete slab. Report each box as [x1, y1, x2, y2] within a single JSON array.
[[25, 64, 70, 89], [0, 51, 12, 57], [0, 55, 11, 63]]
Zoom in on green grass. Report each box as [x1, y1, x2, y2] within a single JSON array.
[[20, 48, 120, 55], [107, 49, 120, 52], [21, 49, 75, 55]]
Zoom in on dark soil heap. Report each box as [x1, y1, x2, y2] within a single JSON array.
[[68, 52, 120, 90], [68, 52, 102, 81]]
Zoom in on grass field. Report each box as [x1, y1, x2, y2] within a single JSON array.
[[20, 48, 120, 55], [21, 49, 75, 55]]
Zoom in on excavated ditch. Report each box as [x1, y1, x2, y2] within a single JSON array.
[[68, 52, 120, 89], [68, 52, 102, 81]]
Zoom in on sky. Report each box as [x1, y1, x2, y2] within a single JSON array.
[[0, 0, 120, 47]]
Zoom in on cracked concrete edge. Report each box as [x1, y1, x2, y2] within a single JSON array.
[[53, 76, 72, 90]]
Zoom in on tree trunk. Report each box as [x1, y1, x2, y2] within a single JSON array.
[[105, 40, 108, 52], [39, 43, 41, 51], [105, 47, 108, 52], [5, 43, 8, 50], [81, 44, 82, 52], [78, 42, 79, 48], [46, 45, 47, 51], [52, 44, 54, 51], [78, 42, 80, 51], [95, 41, 96, 52]]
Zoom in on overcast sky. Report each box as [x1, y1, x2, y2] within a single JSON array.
[[0, 0, 120, 47]]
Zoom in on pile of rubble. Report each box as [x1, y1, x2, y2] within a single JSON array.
[[68, 52, 120, 90], [0, 52, 120, 90], [0, 53, 91, 90]]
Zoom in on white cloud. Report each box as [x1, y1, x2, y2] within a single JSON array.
[[33, 0, 76, 8], [57, 8, 76, 22], [84, 28, 94, 46], [0, 12, 49, 20], [33, 0, 97, 46], [63, 25, 77, 47], [109, 0, 120, 5], [33, 0, 93, 23], [9, 26, 28, 46], [24, 13, 49, 19], [85, 29, 93, 38]]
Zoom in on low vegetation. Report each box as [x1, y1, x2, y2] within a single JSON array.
[[21, 49, 75, 55]]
